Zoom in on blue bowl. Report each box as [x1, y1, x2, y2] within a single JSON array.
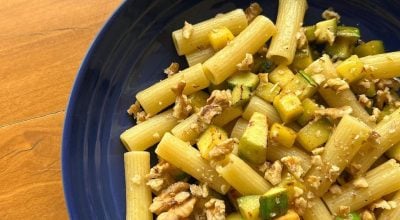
[[62, 0, 400, 219]]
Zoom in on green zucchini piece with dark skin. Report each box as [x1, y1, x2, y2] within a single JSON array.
[[259, 187, 289, 220]]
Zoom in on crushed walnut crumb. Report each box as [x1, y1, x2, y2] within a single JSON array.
[[204, 198, 226, 220], [322, 8, 341, 21], [263, 161, 283, 186], [296, 28, 308, 49], [307, 175, 321, 189], [328, 165, 340, 182], [182, 21, 194, 39], [350, 162, 362, 175], [293, 186, 304, 198], [164, 62, 180, 77], [360, 210, 375, 220], [208, 138, 237, 161], [198, 90, 232, 124], [353, 177, 369, 188], [171, 81, 192, 120], [376, 78, 400, 91], [370, 199, 397, 211], [311, 74, 327, 86], [376, 88, 393, 109], [281, 156, 304, 178], [338, 205, 350, 217], [311, 155, 323, 166], [245, 3, 263, 22], [146, 160, 183, 194], [312, 147, 325, 155], [323, 78, 350, 93], [329, 184, 342, 195], [259, 73, 269, 83], [315, 106, 353, 120], [236, 53, 254, 71], [368, 131, 381, 144], [359, 94, 372, 108], [190, 183, 209, 198], [127, 101, 150, 124], [294, 197, 307, 215]]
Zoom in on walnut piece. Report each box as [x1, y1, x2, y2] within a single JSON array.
[[353, 177, 368, 188], [190, 184, 209, 198], [376, 88, 393, 109], [359, 94, 372, 108], [338, 205, 350, 217], [208, 138, 237, 161], [312, 147, 325, 155], [259, 73, 269, 83], [311, 74, 327, 86], [322, 8, 341, 21], [328, 165, 340, 182], [127, 101, 149, 124], [236, 53, 254, 71], [204, 199, 226, 220], [171, 81, 192, 120], [360, 210, 375, 220], [370, 199, 395, 210], [146, 160, 182, 194], [198, 90, 231, 124], [296, 28, 308, 49], [263, 160, 283, 186], [323, 78, 350, 93], [307, 175, 321, 189], [294, 197, 307, 215], [314, 106, 353, 120], [329, 184, 342, 195], [182, 21, 194, 39], [311, 155, 323, 166], [149, 182, 191, 214], [281, 156, 304, 178], [245, 2, 263, 22], [164, 62, 180, 77]]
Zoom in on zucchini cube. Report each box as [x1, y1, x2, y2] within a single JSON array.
[[297, 119, 332, 152], [259, 187, 289, 220], [269, 65, 295, 88], [232, 85, 251, 106], [255, 82, 281, 103], [227, 72, 260, 90], [237, 195, 260, 220], [238, 112, 268, 164], [315, 18, 337, 45], [197, 125, 228, 159], [297, 98, 320, 126], [273, 94, 304, 123], [354, 40, 385, 57], [269, 123, 297, 148]]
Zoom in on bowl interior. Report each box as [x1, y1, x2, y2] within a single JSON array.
[[62, 0, 400, 219]]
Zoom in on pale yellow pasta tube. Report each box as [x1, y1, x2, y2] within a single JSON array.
[[242, 96, 281, 125], [305, 55, 373, 126], [349, 108, 400, 175], [136, 63, 209, 115], [230, 118, 248, 139], [361, 51, 400, 78], [212, 106, 243, 127], [266, 145, 312, 175], [172, 9, 248, 55], [304, 115, 371, 197], [124, 151, 152, 220], [267, 0, 307, 64], [171, 114, 204, 144], [155, 133, 230, 194], [303, 198, 332, 220], [203, 16, 276, 84], [186, 47, 215, 66], [323, 159, 400, 215], [378, 190, 400, 220], [216, 154, 271, 195], [120, 109, 178, 151]]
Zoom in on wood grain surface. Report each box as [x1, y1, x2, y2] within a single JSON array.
[[0, 0, 121, 219]]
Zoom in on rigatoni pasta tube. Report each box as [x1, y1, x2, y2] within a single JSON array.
[[378, 190, 400, 220], [216, 154, 271, 195], [186, 47, 215, 66], [304, 115, 371, 197], [124, 151, 152, 220], [171, 114, 204, 144], [302, 198, 332, 220], [361, 51, 400, 78], [266, 145, 312, 175], [212, 105, 243, 127], [305, 55, 373, 126], [155, 133, 230, 194], [267, 0, 307, 64], [349, 108, 400, 175], [242, 96, 281, 125], [136, 63, 209, 115], [230, 118, 248, 139], [203, 16, 276, 84], [323, 159, 400, 215], [172, 9, 248, 55], [120, 109, 178, 151]]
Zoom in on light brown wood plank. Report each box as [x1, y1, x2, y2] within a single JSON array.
[[0, 0, 121, 127], [0, 111, 67, 219]]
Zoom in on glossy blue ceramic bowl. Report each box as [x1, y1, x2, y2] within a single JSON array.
[[62, 0, 400, 219]]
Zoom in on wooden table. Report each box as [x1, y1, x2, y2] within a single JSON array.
[[0, 1, 121, 218]]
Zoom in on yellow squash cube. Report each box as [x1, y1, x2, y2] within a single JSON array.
[[336, 55, 365, 83], [197, 125, 228, 160], [208, 27, 234, 51], [275, 210, 300, 220], [269, 65, 295, 87], [269, 123, 297, 148], [296, 98, 320, 126], [273, 94, 304, 123]]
